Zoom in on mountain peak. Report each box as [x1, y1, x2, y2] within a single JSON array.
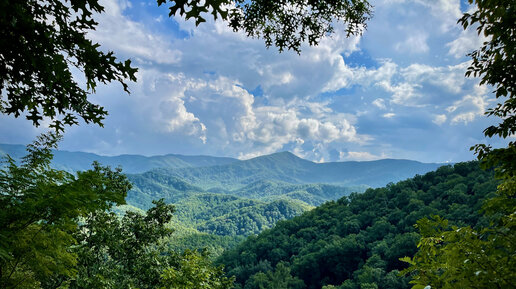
[[249, 151, 307, 163], [270, 151, 298, 158]]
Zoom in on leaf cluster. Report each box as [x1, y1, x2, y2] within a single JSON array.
[[0, 0, 137, 131], [463, 0, 516, 151], [158, 0, 372, 53]]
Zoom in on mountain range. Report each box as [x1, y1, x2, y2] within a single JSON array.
[[1, 144, 443, 190], [0, 143, 237, 173], [146, 151, 444, 189], [1, 142, 446, 247]]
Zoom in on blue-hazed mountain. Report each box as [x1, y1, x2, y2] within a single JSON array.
[[125, 151, 443, 212], [0, 143, 238, 173], [145, 151, 444, 190]]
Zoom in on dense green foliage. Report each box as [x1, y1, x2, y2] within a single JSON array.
[[217, 162, 498, 289], [0, 134, 131, 288], [61, 200, 175, 288], [194, 198, 311, 236], [403, 1, 516, 288], [0, 137, 235, 289], [244, 262, 305, 289], [154, 192, 311, 236], [231, 180, 361, 206], [54, 200, 232, 289], [125, 164, 364, 239], [0, 0, 137, 131], [160, 249, 234, 289], [166, 232, 245, 259], [127, 173, 205, 209]]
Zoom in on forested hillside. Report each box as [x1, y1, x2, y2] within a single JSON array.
[[230, 181, 362, 206], [126, 173, 358, 210], [217, 161, 498, 289], [172, 193, 312, 236]]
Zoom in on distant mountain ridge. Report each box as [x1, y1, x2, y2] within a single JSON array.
[[148, 151, 444, 189], [0, 143, 238, 173], [2, 143, 443, 190]]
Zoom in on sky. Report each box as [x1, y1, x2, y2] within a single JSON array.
[[0, 0, 509, 163]]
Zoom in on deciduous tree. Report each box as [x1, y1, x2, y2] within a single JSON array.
[[0, 133, 131, 288]]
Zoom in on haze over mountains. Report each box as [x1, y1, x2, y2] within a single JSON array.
[[1, 142, 447, 254], [0, 143, 238, 173], [1, 144, 443, 188], [147, 151, 444, 189]]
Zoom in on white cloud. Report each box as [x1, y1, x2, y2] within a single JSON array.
[[90, 0, 182, 64], [448, 85, 491, 125], [161, 97, 206, 139], [323, 59, 398, 92], [339, 151, 388, 161], [372, 98, 387, 110], [139, 73, 369, 160], [378, 81, 422, 106], [447, 27, 489, 59], [394, 33, 429, 54], [383, 113, 396, 118], [433, 114, 447, 125], [417, 0, 462, 32], [401, 62, 469, 94]]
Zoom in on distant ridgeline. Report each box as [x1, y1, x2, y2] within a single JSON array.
[[216, 161, 498, 289], [1, 143, 445, 255], [0, 143, 238, 173]]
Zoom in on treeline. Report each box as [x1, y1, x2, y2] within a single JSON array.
[[217, 161, 498, 289]]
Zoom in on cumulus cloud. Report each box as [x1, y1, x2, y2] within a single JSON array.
[[401, 62, 469, 94], [339, 151, 389, 161], [447, 26, 489, 59], [433, 114, 447, 125], [4, 0, 503, 164], [134, 72, 369, 160], [447, 85, 491, 125], [90, 0, 182, 64], [372, 98, 387, 110], [394, 33, 429, 54]]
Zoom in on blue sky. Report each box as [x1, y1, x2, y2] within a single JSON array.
[[0, 0, 508, 163]]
